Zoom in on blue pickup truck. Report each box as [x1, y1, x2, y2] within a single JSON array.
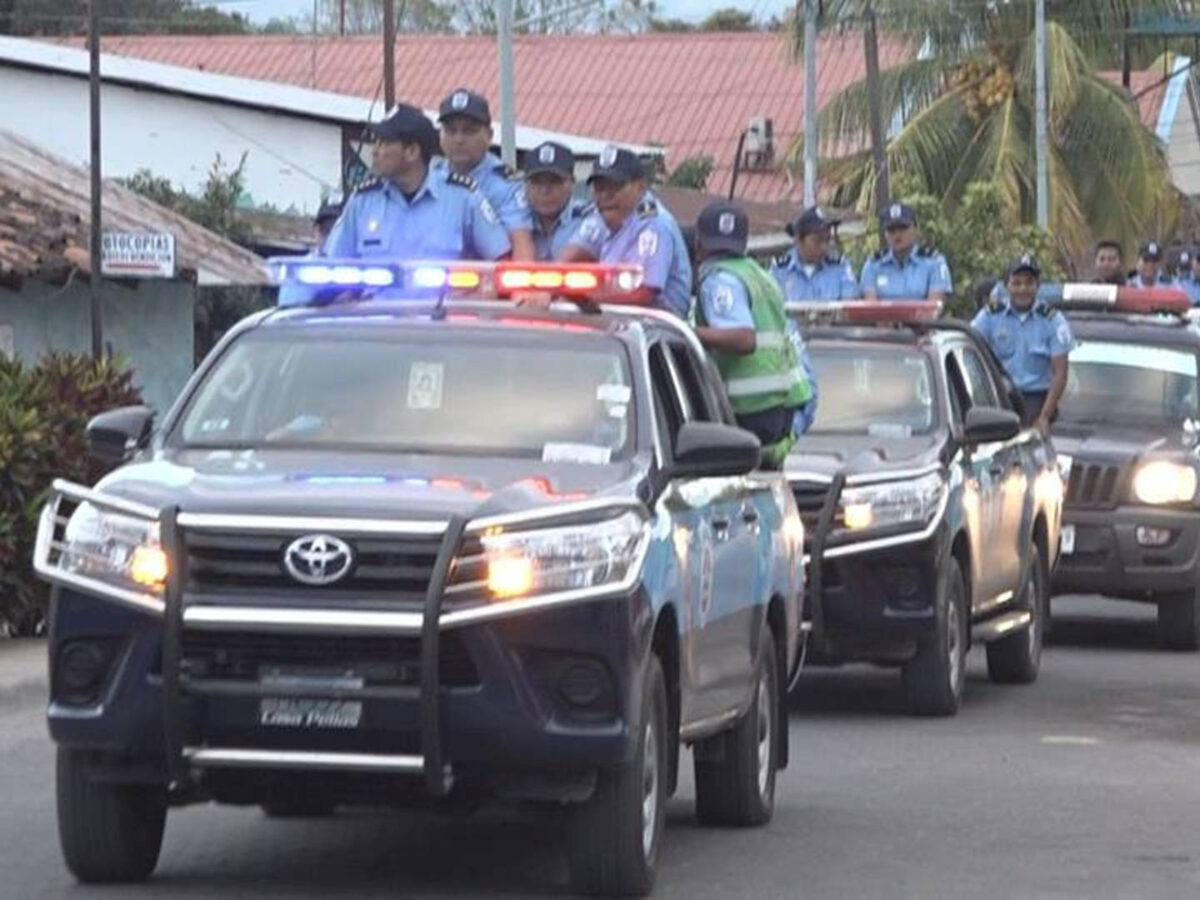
[[34, 260, 806, 897]]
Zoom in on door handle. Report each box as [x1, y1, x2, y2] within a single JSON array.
[[988, 465, 1005, 480], [711, 516, 732, 537], [741, 505, 760, 525]]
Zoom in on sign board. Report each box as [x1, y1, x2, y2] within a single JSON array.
[[101, 231, 176, 279]]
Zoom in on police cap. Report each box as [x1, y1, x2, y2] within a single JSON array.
[[787, 205, 833, 238], [696, 201, 749, 255], [523, 141, 575, 179], [1008, 252, 1041, 279], [367, 104, 438, 154], [438, 88, 491, 125], [587, 145, 644, 185], [881, 201, 917, 229], [1140, 240, 1164, 261]]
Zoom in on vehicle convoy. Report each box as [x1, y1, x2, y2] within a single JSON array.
[[33, 260, 806, 897], [1047, 284, 1200, 651], [783, 301, 1063, 716]]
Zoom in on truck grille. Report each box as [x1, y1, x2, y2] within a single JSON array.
[[1065, 463, 1123, 508], [184, 531, 444, 601], [181, 631, 480, 687]]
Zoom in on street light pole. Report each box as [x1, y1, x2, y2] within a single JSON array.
[[1035, 0, 1049, 228], [803, 0, 818, 207], [383, 0, 396, 109], [497, 0, 516, 166], [88, 0, 103, 360]]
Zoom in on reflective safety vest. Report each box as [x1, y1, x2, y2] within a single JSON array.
[[698, 256, 813, 417]]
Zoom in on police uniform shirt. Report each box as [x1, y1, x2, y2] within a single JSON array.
[[322, 170, 512, 261], [971, 301, 1074, 392], [1127, 272, 1178, 289], [1178, 275, 1200, 305], [861, 247, 952, 300], [533, 200, 591, 262], [568, 193, 693, 318], [436, 153, 533, 234], [697, 260, 819, 436], [769, 248, 860, 302]]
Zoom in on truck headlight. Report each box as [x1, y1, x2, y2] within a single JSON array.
[[837, 472, 946, 534], [63, 503, 167, 593], [467, 511, 649, 602], [1132, 461, 1197, 505]]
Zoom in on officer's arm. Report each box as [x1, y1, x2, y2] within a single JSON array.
[[560, 242, 597, 263], [696, 327, 755, 354], [509, 230, 537, 261], [927, 254, 952, 302], [321, 201, 357, 257], [840, 261, 861, 299], [860, 260, 879, 299], [695, 276, 755, 354], [1040, 355, 1068, 428], [467, 195, 513, 261]]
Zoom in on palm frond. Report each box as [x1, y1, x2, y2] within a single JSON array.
[[1014, 22, 1086, 131]]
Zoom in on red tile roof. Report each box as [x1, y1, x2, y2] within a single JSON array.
[[55, 33, 1168, 203]]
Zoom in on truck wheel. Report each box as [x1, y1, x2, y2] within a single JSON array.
[[1157, 588, 1200, 651], [986, 541, 1046, 684], [567, 655, 668, 897], [694, 622, 779, 827], [56, 748, 167, 883], [903, 554, 967, 716]]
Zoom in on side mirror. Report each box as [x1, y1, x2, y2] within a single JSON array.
[[86, 406, 155, 467], [671, 422, 761, 478], [963, 407, 1021, 444]]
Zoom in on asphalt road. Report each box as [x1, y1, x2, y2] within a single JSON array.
[[3, 594, 1198, 899]]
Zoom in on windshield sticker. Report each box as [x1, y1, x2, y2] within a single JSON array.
[[407, 362, 445, 410], [1071, 342, 1197, 377], [607, 403, 628, 419], [218, 362, 253, 402], [542, 442, 613, 465], [198, 417, 230, 434], [868, 423, 913, 439], [597, 383, 632, 404]]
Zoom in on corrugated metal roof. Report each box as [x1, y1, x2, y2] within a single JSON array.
[[0, 130, 271, 286]]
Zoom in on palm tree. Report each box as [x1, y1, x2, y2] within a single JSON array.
[[789, 1, 1183, 254]]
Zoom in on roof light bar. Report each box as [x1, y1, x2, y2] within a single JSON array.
[[786, 300, 943, 324], [1043, 284, 1191, 315]]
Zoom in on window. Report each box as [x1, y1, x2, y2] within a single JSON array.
[[667, 342, 717, 424], [957, 347, 999, 409], [807, 344, 937, 436], [649, 343, 686, 450]]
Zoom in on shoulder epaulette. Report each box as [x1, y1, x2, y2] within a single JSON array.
[[773, 252, 790, 268], [637, 198, 658, 217], [1037, 303, 1056, 318], [445, 171, 478, 190], [493, 162, 519, 180], [871, 248, 887, 261], [570, 201, 594, 220], [986, 295, 1005, 313], [353, 177, 384, 195], [825, 251, 844, 265], [915, 244, 935, 258]]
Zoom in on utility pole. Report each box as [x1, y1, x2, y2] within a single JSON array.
[[88, 0, 103, 360], [383, 0, 396, 109], [1035, 0, 1049, 227], [497, 0, 517, 166], [863, 1, 889, 225], [339, 0, 346, 36], [803, 0, 818, 207], [1122, 6, 1131, 89]]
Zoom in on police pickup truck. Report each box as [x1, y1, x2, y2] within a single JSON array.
[[785, 302, 1063, 716], [33, 260, 805, 897], [1048, 284, 1200, 650]]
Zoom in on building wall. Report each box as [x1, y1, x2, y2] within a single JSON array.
[[0, 279, 194, 414], [0, 66, 342, 215]]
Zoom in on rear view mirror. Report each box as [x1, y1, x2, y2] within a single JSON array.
[[963, 407, 1021, 444], [671, 422, 761, 478], [86, 406, 155, 468]]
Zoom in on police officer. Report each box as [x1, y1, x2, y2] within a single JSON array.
[[320, 104, 511, 264], [521, 141, 590, 261], [693, 201, 813, 467], [1091, 239, 1126, 285], [1179, 249, 1200, 305], [1128, 240, 1176, 288], [972, 253, 1073, 432], [561, 146, 692, 318], [861, 202, 952, 301], [770, 206, 859, 302], [437, 88, 535, 260]]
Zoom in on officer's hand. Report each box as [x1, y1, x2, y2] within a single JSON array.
[[1034, 415, 1051, 435], [514, 291, 554, 310]]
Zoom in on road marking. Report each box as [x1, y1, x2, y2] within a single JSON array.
[[1041, 735, 1102, 746]]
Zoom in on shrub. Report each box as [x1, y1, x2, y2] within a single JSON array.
[[0, 353, 142, 635]]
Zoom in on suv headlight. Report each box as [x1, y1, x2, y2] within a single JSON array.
[[837, 472, 946, 534], [63, 503, 168, 594], [1132, 461, 1197, 505], [453, 510, 650, 602]]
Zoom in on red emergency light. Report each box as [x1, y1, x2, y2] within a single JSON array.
[[786, 300, 943, 324], [1054, 283, 1191, 315]]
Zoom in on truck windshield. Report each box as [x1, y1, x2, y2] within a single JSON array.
[[807, 344, 937, 436], [1060, 340, 1199, 423], [174, 330, 634, 459]]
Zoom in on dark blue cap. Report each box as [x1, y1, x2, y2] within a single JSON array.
[[523, 141, 575, 178], [438, 88, 491, 125], [696, 201, 748, 254], [1008, 252, 1040, 278], [367, 104, 438, 154], [787, 205, 833, 237], [1140, 240, 1164, 261], [588, 145, 645, 184], [881, 201, 917, 228]]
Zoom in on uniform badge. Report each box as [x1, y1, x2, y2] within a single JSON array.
[[538, 144, 556, 164], [889, 203, 902, 219], [451, 90, 469, 110], [599, 145, 618, 168], [994, 328, 1014, 355], [876, 274, 888, 286], [479, 197, 499, 225], [712, 283, 735, 314], [717, 212, 736, 235], [637, 228, 658, 258], [367, 218, 380, 234]]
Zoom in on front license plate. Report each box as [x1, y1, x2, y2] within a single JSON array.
[[259, 697, 363, 730], [1061, 524, 1076, 555]]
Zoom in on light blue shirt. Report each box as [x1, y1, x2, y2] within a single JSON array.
[[1128, 272, 1178, 289], [567, 193, 692, 318], [972, 302, 1075, 392], [435, 153, 532, 234], [861, 248, 952, 300], [697, 260, 819, 436], [1179, 274, 1200, 305], [533, 201, 591, 262], [770, 249, 860, 302]]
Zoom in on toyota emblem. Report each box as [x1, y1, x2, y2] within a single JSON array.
[[283, 534, 354, 586]]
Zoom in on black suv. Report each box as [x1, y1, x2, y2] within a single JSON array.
[[786, 306, 1063, 715]]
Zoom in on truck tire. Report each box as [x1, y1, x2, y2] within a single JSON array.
[[986, 540, 1046, 684], [693, 622, 779, 827], [56, 748, 166, 883], [567, 655, 668, 897], [1157, 587, 1200, 651], [903, 554, 967, 716]]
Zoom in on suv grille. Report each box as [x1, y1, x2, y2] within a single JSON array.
[[1066, 463, 1123, 508]]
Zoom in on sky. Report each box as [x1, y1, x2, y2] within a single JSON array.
[[215, 0, 794, 27]]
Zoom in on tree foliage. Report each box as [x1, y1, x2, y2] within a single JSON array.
[[0, 0, 249, 35], [666, 155, 715, 190]]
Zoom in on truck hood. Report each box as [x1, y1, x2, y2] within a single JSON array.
[[94, 448, 650, 523], [784, 432, 944, 480], [1051, 421, 1193, 466]]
